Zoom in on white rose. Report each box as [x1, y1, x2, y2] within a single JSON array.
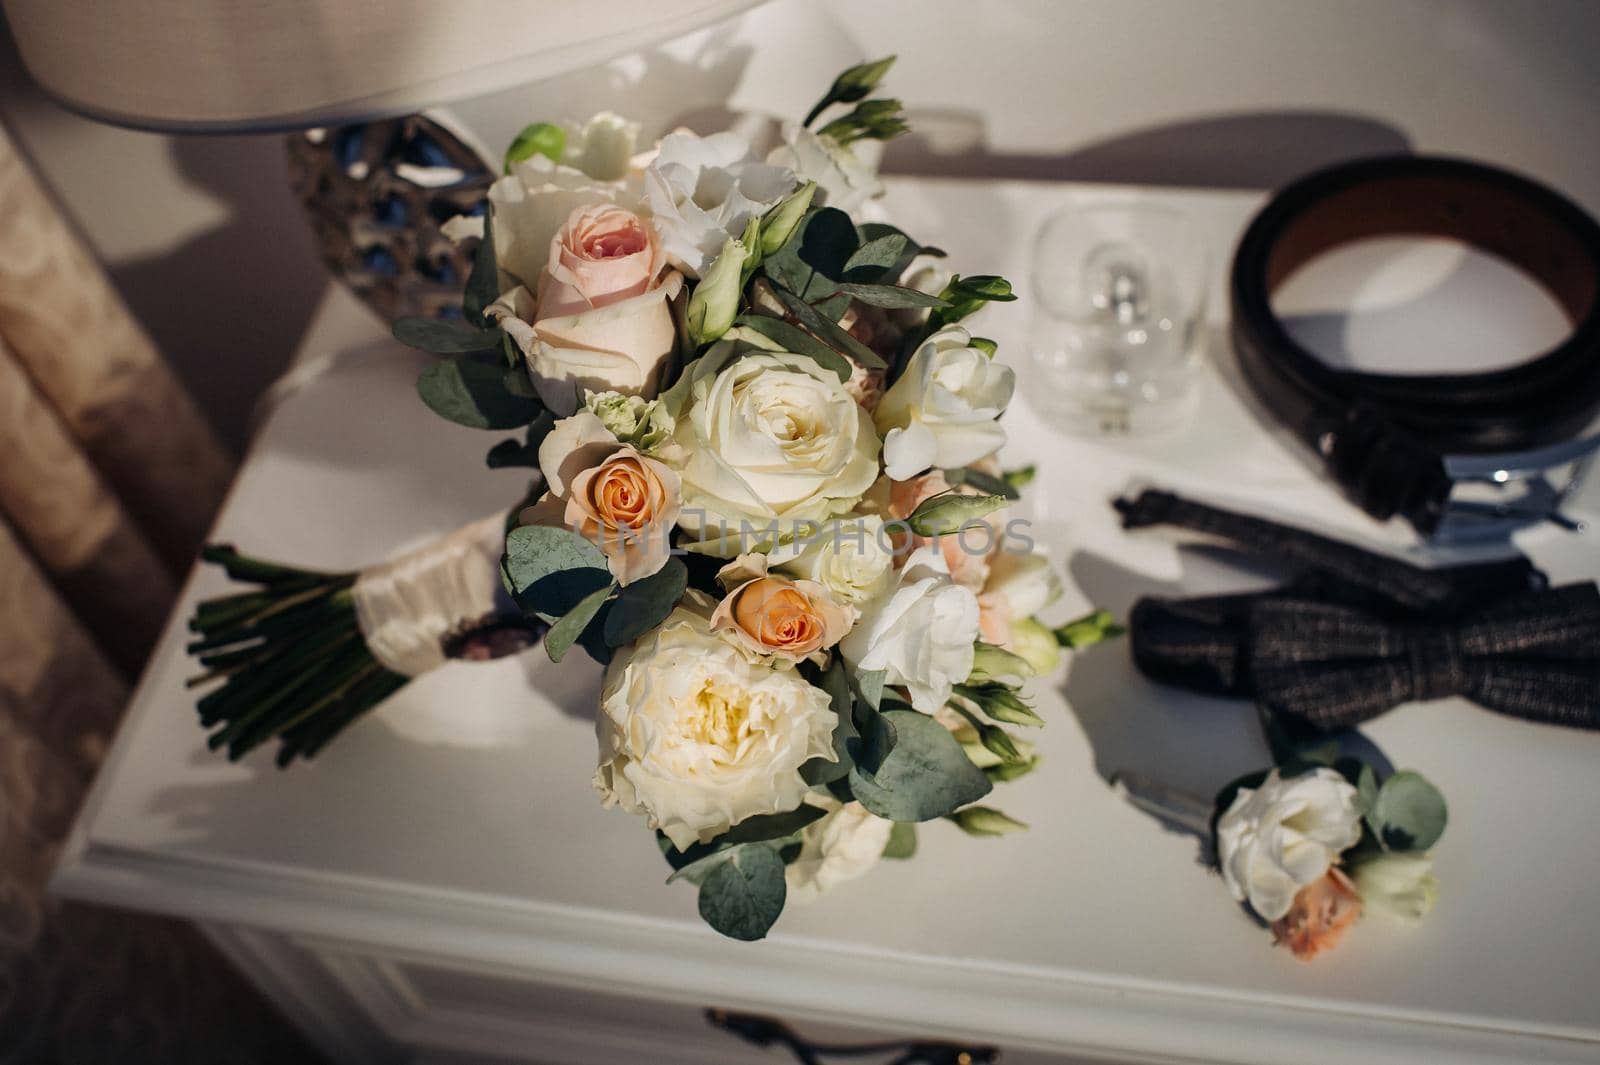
[[644, 131, 797, 277], [663, 339, 881, 554], [595, 597, 837, 850], [766, 122, 882, 216], [840, 546, 980, 713], [766, 516, 895, 607], [875, 325, 1016, 480], [1216, 768, 1364, 922], [1349, 852, 1440, 923], [785, 797, 893, 905]]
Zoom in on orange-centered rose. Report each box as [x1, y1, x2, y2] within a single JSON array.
[[711, 575, 851, 663], [1271, 868, 1362, 961], [538, 203, 665, 317], [563, 446, 681, 586]]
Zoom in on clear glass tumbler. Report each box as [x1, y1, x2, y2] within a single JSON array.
[[1026, 202, 1209, 435]]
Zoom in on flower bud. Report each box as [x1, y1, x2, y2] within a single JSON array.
[[1008, 617, 1062, 676], [504, 122, 566, 172], [967, 642, 1035, 684], [759, 181, 817, 257], [985, 755, 1042, 783], [948, 806, 1028, 837], [583, 390, 673, 451], [906, 490, 1008, 538], [1348, 853, 1439, 924], [1054, 609, 1125, 649], [685, 237, 748, 347]]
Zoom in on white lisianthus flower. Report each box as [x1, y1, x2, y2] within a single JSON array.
[[766, 516, 895, 607], [644, 131, 797, 277], [785, 797, 893, 905], [663, 339, 881, 554], [596, 596, 837, 850], [840, 546, 980, 713], [1349, 852, 1440, 923], [1215, 768, 1364, 922], [766, 121, 882, 216], [874, 326, 1016, 480]]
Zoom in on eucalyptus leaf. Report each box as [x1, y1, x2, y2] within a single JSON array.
[[833, 282, 948, 310], [848, 709, 993, 822], [502, 525, 611, 619], [852, 668, 887, 712], [697, 844, 787, 941], [762, 207, 859, 304], [857, 221, 945, 280], [394, 317, 502, 355], [417, 352, 542, 430], [733, 315, 854, 383], [801, 657, 856, 786], [663, 805, 829, 876], [772, 285, 885, 370], [462, 215, 498, 326], [545, 583, 612, 663], [1370, 770, 1448, 852], [603, 558, 688, 647], [841, 233, 908, 281]]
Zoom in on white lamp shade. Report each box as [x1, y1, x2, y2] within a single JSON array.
[[2, 0, 767, 132]]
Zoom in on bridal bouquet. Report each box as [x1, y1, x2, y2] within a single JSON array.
[[188, 59, 1118, 939]]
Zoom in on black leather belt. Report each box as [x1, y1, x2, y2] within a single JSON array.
[[1230, 155, 1600, 536]]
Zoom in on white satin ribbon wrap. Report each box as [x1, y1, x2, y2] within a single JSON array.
[[351, 513, 509, 677]]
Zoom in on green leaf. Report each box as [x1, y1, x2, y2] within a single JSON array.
[[762, 207, 860, 304], [834, 282, 948, 310], [733, 315, 853, 384], [462, 215, 498, 326], [394, 317, 501, 355], [842, 233, 908, 281], [803, 55, 896, 128], [545, 583, 612, 663], [505, 122, 566, 171], [1002, 464, 1036, 489], [417, 352, 542, 430], [882, 821, 917, 860], [852, 668, 887, 712], [501, 525, 610, 619], [697, 844, 787, 941], [1369, 771, 1448, 852], [856, 222, 945, 280], [663, 805, 829, 876], [1052, 609, 1126, 649], [801, 657, 856, 786], [968, 337, 998, 357], [603, 558, 687, 647], [1357, 763, 1380, 816], [848, 710, 993, 822], [945, 466, 1020, 501], [771, 284, 886, 371]]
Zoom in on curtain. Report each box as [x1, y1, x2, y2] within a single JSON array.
[[0, 120, 322, 1060]]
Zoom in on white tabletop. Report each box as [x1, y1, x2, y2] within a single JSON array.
[[57, 177, 1600, 1065]]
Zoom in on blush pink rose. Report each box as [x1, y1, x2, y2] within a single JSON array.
[[537, 203, 665, 317]]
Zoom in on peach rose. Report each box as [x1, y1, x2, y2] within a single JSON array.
[[887, 470, 1003, 592], [711, 574, 851, 663], [1271, 869, 1362, 961], [488, 203, 683, 417], [564, 447, 681, 586], [538, 203, 665, 317]]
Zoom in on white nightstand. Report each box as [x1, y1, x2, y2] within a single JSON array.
[[55, 178, 1600, 1065]]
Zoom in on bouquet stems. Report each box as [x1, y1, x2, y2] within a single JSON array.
[[187, 545, 407, 766]]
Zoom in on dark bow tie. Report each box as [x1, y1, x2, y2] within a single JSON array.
[[1133, 584, 1600, 732]]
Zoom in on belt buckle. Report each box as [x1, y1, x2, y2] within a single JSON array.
[[1435, 432, 1600, 542]]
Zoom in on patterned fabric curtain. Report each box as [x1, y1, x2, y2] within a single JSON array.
[[0, 120, 320, 1060]]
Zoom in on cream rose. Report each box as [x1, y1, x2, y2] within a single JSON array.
[[528, 411, 680, 585], [663, 339, 881, 554], [1216, 768, 1364, 922], [839, 546, 980, 714], [766, 517, 895, 607], [875, 325, 1016, 480], [645, 131, 797, 277], [784, 797, 894, 905], [710, 568, 852, 664], [595, 598, 838, 850], [489, 202, 683, 416]]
